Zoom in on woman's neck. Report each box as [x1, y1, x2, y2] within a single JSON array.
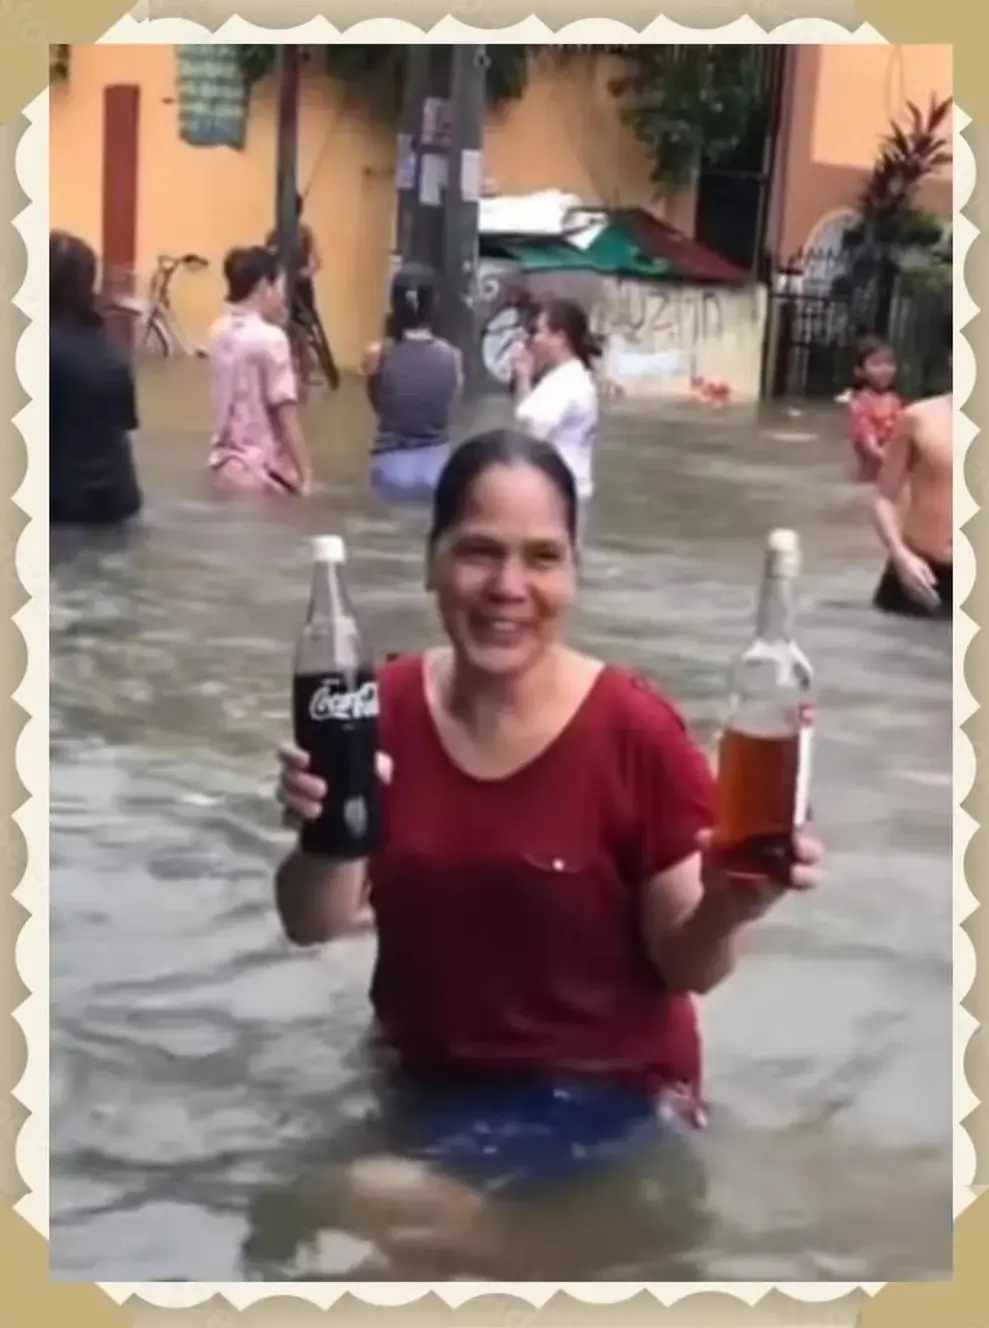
[[444, 645, 565, 737]]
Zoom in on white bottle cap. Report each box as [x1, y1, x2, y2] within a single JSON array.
[[311, 534, 346, 564], [766, 527, 801, 575], [767, 528, 799, 556]]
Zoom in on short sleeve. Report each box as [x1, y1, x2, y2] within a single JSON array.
[[619, 675, 717, 880], [262, 330, 299, 409]]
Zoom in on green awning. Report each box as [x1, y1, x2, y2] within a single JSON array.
[[482, 220, 676, 280]]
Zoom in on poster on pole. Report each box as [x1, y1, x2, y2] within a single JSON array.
[[419, 152, 447, 207], [395, 133, 416, 191], [459, 149, 484, 205]]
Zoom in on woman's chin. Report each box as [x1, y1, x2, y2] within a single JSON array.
[[460, 635, 538, 677]]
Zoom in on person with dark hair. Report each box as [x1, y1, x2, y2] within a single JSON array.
[[208, 245, 312, 496], [511, 297, 602, 532], [845, 335, 903, 483], [265, 192, 325, 396], [50, 230, 143, 526], [272, 428, 824, 1261], [360, 263, 462, 500]]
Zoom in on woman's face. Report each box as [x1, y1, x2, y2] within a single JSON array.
[[529, 312, 566, 371], [430, 463, 577, 679]]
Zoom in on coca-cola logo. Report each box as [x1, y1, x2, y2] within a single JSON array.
[[309, 679, 379, 722]]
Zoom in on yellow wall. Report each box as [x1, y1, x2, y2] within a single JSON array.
[[775, 44, 953, 256], [810, 43, 954, 172], [50, 46, 674, 372]]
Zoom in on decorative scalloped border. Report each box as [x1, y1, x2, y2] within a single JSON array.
[[19, 14, 979, 1314]]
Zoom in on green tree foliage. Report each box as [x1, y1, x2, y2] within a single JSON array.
[[235, 45, 531, 115], [607, 46, 770, 190]]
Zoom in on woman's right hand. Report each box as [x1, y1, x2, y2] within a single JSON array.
[[276, 743, 393, 830]]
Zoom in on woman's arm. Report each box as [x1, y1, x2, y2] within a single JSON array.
[[275, 849, 374, 945], [640, 854, 742, 994], [274, 745, 393, 945], [264, 332, 312, 490]]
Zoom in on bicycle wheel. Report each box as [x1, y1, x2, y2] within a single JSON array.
[[140, 316, 171, 358], [305, 310, 340, 391]]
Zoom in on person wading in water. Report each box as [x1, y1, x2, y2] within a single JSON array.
[[362, 263, 462, 501], [50, 230, 143, 528], [872, 387, 953, 618], [266, 192, 324, 400], [208, 246, 312, 497], [272, 429, 824, 1271]]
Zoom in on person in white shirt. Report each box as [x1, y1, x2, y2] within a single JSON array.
[[511, 298, 602, 538]]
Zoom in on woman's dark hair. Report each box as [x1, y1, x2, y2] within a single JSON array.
[[428, 428, 579, 550], [541, 297, 602, 369], [853, 334, 896, 385], [390, 262, 438, 340], [223, 245, 280, 304], [50, 230, 100, 324]]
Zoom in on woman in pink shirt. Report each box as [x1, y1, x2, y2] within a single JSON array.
[[208, 246, 312, 496]]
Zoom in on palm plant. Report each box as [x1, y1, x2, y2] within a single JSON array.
[[843, 95, 952, 257]]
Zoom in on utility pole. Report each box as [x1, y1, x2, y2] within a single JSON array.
[[394, 46, 450, 275], [440, 45, 486, 391], [273, 46, 302, 308]]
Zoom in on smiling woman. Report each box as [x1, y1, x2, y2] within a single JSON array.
[[271, 427, 824, 1266]]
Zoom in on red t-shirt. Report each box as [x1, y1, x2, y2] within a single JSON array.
[[369, 654, 717, 1094]]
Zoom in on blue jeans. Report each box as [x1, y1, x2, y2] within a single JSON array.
[[371, 442, 451, 503], [379, 1077, 678, 1198]]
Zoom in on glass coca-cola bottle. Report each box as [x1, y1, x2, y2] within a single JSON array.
[[292, 535, 381, 859]]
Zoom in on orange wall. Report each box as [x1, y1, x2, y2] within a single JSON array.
[[50, 46, 680, 371], [775, 44, 953, 257]]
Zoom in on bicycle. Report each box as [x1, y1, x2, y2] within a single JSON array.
[[290, 290, 340, 392], [108, 253, 209, 358]]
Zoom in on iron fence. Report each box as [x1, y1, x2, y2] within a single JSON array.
[[766, 243, 951, 400]]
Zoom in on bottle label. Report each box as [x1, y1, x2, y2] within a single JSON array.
[[308, 678, 379, 723], [794, 702, 815, 826]]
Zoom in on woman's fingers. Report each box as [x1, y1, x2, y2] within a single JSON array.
[[792, 833, 823, 867], [278, 741, 310, 771], [276, 747, 392, 825]]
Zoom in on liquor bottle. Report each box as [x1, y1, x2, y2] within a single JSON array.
[[292, 535, 381, 859], [712, 528, 814, 884]]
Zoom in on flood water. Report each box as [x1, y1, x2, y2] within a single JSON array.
[[50, 362, 953, 1282]]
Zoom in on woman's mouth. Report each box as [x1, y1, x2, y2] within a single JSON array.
[[470, 617, 529, 646]]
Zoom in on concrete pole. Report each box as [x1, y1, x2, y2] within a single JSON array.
[[274, 45, 302, 308], [395, 46, 450, 275], [440, 44, 486, 390]]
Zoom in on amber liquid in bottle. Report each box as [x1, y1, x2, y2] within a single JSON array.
[[712, 529, 814, 886]]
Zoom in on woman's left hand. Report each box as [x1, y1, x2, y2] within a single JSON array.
[[698, 829, 823, 924]]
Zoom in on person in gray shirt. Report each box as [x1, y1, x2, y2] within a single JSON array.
[[363, 264, 462, 501]]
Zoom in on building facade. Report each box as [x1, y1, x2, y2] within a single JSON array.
[[50, 43, 952, 376]]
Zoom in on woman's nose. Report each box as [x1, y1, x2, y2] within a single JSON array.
[[488, 557, 528, 599]]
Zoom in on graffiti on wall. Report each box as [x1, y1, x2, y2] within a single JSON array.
[[475, 260, 767, 399]]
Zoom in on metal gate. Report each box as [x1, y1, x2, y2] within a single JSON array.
[[767, 244, 952, 400]]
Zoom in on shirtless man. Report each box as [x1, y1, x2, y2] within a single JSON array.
[[872, 391, 953, 618]]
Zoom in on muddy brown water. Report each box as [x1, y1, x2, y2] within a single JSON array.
[[50, 362, 952, 1281]]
